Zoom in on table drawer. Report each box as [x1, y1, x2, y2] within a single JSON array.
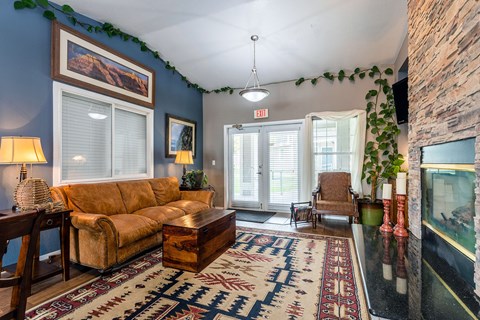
[[40, 214, 63, 229]]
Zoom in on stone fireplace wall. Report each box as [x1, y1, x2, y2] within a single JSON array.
[[408, 0, 480, 295]]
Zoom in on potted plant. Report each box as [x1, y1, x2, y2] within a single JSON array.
[[185, 170, 208, 189], [360, 67, 404, 225]]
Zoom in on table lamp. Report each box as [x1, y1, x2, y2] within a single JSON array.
[[175, 150, 193, 188], [0, 136, 47, 209]]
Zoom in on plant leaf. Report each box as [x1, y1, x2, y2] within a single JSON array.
[[43, 10, 56, 20], [359, 72, 365, 79], [311, 78, 318, 85], [62, 4, 74, 13], [385, 68, 393, 75], [14, 1, 26, 9], [35, 0, 48, 9], [295, 77, 305, 86]]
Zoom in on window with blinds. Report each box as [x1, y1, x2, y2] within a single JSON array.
[[54, 83, 153, 184], [312, 117, 357, 185]]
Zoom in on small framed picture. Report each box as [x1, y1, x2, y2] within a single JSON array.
[[51, 21, 155, 108], [166, 114, 196, 158]]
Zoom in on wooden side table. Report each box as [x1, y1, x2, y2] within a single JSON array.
[[2, 209, 72, 286]]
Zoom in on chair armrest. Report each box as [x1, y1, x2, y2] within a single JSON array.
[[348, 187, 359, 199], [70, 212, 116, 234], [180, 190, 214, 207], [312, 187, 320, 197]]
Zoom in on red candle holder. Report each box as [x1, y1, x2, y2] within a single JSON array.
[[394, 194, 409, 237], [380, 199, 393, 233]]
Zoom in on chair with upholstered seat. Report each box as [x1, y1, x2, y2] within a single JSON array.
[[0, 209, 45, 320], [312, 172, 359, 224]]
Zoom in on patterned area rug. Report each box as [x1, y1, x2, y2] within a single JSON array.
[[26, 227, 367, 319]]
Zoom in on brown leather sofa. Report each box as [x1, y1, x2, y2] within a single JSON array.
[[50, 177, 213, 271]]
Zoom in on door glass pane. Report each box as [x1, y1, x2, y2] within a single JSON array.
[[232, 132, 259, 202], [268, 130, 299, 205]]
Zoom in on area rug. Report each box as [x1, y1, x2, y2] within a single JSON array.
[[234, 210, 276, 223], [26, 227, 368, 319]]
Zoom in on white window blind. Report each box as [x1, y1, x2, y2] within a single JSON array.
[[312, 117, 357, 185], [115, 109, 147, 175], [268, 129, 299, 205], [54, 83, 153, 184], [62, 93, 112, 181]]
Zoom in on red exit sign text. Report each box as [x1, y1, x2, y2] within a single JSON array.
[[254, 108, 269, 119]]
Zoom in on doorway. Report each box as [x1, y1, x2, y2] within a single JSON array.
[[226, 120, 303, 212]]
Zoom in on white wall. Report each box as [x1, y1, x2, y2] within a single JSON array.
[[203, 71, 402, 206]]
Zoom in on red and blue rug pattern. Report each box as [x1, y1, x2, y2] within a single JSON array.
[[26, 227, 367, 319]]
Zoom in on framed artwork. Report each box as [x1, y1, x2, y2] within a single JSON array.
[[166, 114, 196, 158], [51, 21, 155, 108]]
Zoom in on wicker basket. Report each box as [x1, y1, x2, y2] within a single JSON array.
[[13, 178, 65, 212]]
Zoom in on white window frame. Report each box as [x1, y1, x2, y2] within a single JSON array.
[[53, 82, 154, 185]]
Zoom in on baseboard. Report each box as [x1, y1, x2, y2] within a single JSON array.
[[40, 250, 61, 261]]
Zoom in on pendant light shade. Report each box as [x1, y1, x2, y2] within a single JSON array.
[[240, 35, 270, 102]]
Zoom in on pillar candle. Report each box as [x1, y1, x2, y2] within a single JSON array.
[[396, 277, 407, 294], [397, 178, 407, 195], [383, 263, 393, 280], [382, 184, 392, 199], [397, 172, 407, 179]]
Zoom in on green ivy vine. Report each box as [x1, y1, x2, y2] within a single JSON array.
[[13, 0, 404, 200], [13, 0, 233, 95], [294, 66, 404, 201]]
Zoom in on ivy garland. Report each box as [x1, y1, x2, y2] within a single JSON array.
[[13, 0, 233, 94], [13, 0, 404, 198]]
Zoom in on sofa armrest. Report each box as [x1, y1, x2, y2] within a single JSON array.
[[70, 211, 117, 235], [180, 190, 214, 207]]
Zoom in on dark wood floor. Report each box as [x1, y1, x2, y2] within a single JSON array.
[[1, 216, 353, 313]]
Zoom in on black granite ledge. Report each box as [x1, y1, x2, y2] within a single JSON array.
[[352, 224, 480, 320]]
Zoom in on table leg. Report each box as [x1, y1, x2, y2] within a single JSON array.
[[61, 214, 70, 281]]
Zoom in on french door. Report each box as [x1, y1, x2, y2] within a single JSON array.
[[227, 121, 302, 212]]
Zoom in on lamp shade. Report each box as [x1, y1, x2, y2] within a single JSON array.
[[239, 88, 270, 102], [174, 150, 193, 165], [0, 136, 47, 164]]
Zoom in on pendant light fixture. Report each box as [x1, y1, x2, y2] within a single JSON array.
[[239, 35, 270, 102]]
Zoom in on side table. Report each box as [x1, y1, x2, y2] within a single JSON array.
[[2, 209, 72, 287]]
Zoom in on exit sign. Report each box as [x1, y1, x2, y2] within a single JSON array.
[[254, 108, 269, 119]]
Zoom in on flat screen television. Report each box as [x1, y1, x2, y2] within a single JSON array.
[[392, 77, 408, 124]]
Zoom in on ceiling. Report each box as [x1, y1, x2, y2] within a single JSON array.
[[61, 0, 408, 91]]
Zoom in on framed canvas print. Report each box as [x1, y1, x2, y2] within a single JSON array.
[[166, 114, 196, 158], [51, 21, 155, 108]]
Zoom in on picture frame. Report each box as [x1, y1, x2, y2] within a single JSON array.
[[166, 114, 196, 158], [51, 21, 155, 108]]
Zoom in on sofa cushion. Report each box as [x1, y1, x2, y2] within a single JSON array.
[[166, 200, 209, 215], [134, 206, 185, 228], [109, 214, 158, 248], [117, 180, 157, 214], [64, 183, 127, 216], [148, 177, 181, 205]]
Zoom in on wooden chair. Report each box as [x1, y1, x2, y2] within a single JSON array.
[[0, 209, 45, 320], [312, 172, 359, 224]]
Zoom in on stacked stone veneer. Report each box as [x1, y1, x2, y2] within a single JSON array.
[[408, 0, 480, 295]]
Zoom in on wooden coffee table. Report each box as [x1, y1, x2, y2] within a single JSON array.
[[162, 208, 236, 272]]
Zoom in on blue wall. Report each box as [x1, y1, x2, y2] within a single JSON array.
[[0, 3, 203, 265]]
